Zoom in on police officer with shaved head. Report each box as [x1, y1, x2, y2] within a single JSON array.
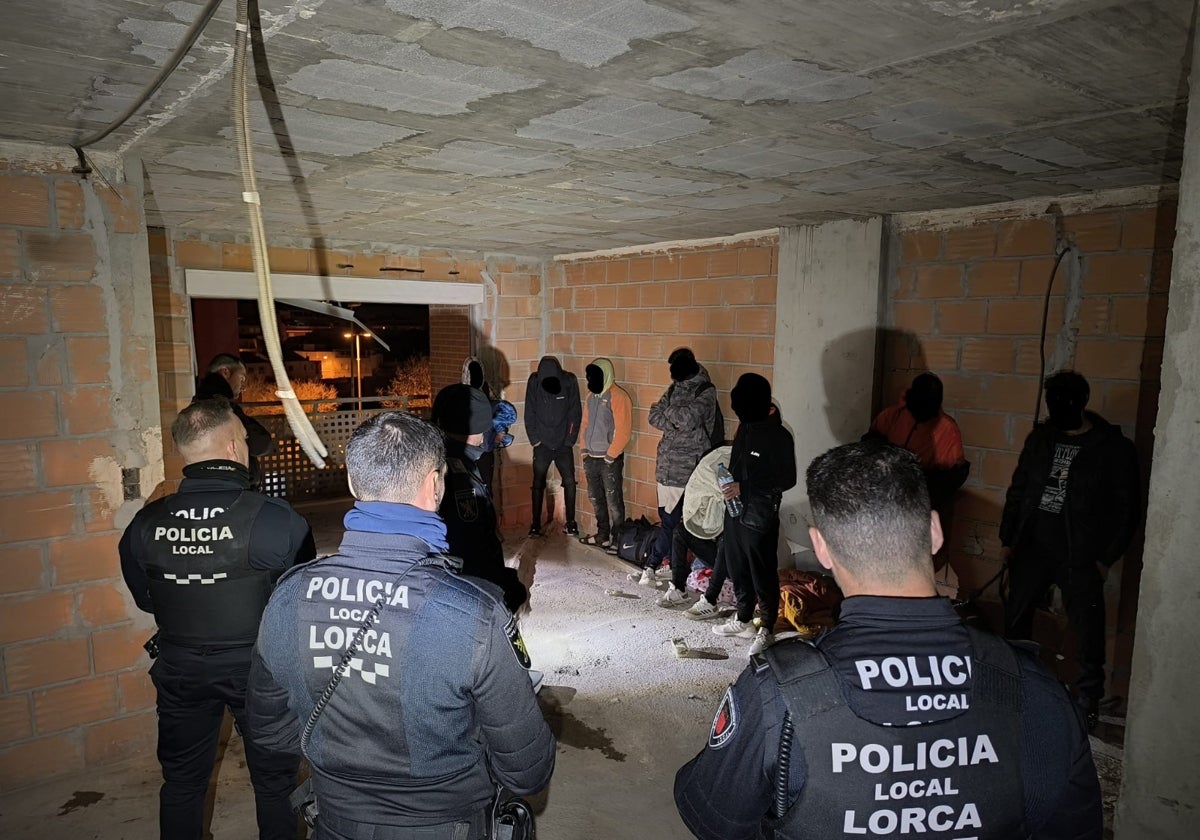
[[247, 411, 555, 840], [119, 397, 315, 840], [675, 441, 1101, 840]]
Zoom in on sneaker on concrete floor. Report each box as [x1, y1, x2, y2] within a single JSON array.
[[528, 524, 543, 538], [637, 567, 656, 586], [563, 521, 580, 537], [684, 598, 719, 620], [748, 628, 775, 656], [657, 586, 688, 608], [604, 541, 619, 555], [654, 565, 673, 580], [712, 617, 756, 638]]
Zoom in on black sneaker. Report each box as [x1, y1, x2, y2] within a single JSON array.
[[528, 524, 543, 538], [563, 521, 580, 537]]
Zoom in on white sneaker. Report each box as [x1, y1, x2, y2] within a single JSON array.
[[684, 598, 719, 621], [654, 566, 673, 581], [712, 617, 756, 638], [748, 629, 775, 656], [657, 587, 687, 608], [637, 568, 655, 586]]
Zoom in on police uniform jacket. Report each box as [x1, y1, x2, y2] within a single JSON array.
[[245, 529, 556, 830], [118, 459, 315, 646], [675, 596, 1101, 840]]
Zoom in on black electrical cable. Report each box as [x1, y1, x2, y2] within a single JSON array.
[[1033, 247, 1070, 426], [71, 0, 225, 151]]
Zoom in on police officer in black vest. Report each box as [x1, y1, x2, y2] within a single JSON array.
[[119, 397, 314, 840], [675, 441, 1101, 840]]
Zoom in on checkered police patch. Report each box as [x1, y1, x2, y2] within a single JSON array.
[[312, 655, 390, 685], [163, 572, 228, 585], [454, 489, 479, 522], [708, 685, 739, 749]]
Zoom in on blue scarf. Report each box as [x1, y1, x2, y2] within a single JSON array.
[[343, 501, 449, 552]]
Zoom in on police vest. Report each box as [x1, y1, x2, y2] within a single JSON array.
[[140, 491, 273, 646], [763, 628, 1027, 840]]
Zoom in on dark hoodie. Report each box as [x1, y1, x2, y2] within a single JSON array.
[[729, 404, 797, 532], [194, 372, 273, 458], [1000, 410, 1140, 568], [524, 356, 581, 451]]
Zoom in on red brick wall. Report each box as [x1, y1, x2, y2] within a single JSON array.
[[0, 161, 159, 788], [888, 202, 1173, 694], [546, 235, 778, 532], [428, 305, 472, 396]]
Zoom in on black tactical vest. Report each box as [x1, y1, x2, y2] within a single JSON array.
[[139, 491, 272, 645], [763, 628, 1027, 840]]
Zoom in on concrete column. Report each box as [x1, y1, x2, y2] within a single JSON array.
[[772, 219, 885, 555], [1114, 19, 1200, 839]]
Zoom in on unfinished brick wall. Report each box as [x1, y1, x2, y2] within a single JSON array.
[[0, 158, 161, 788], [887, 202, 1173, 695], [428, 305, 472, 396], [546, 235, 778, 532]]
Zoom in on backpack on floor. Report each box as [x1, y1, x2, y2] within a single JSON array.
[[615, 517, 659, 567]]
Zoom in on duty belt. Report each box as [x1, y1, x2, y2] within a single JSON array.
[[319, 810, 489, 840]]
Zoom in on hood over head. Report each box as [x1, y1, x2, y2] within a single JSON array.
[[730, 373, 772, 423], [668, 347, 700, 382], [461, 356, 486, 390], [586, 358, 615, 394], [536, 355, 564, 394], [431, 384, 492, 436]]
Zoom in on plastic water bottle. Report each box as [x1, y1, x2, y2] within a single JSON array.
[[715, 462, 742, 518]]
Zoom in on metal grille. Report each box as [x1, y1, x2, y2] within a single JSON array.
[[249, 400, 428, 502]]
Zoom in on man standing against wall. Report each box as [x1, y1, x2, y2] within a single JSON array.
[[675, 441, 1101, 840], [247, 412, 555, 838], [644, 347, 719, 583], [119, 398, 314, 840], [525, 355, 582, 537], [1001, 370, 1141, 729], [579, 357, 633, 553], [710, 374, 796, 656]]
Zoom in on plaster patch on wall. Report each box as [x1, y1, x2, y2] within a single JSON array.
[[409, 141, 569, 176], [217, 103, 421, 156], [651, 49, 871, 104], [384, 0, 695, 68], [89, 455, 125, 516], [518, 97, 710, 149], [669, 138, 872, 178]]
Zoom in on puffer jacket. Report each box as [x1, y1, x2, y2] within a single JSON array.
[[649, 365, 718, 487]]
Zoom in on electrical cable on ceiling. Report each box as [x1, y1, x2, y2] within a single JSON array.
[[72, 0, 226, 154], [233, 0, 328, 468]]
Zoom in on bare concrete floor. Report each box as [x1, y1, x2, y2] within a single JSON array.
[[0, 500, 1124, 839]]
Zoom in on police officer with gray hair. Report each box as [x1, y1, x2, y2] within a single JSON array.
[[247, 411, 555, 840], [675, 441, 1101, 840], [119, 397, 314, 840]]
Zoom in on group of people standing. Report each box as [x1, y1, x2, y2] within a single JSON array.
[[116, 348, 1130, 840]]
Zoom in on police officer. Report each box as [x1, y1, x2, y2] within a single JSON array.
[[675, 441, 1101, 840], [432, 382, 528, 612], [119, 397, 314, 840], [246, 411, 555, 840]]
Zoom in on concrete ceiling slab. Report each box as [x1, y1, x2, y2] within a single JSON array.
[[0, 0, 1189, 256]]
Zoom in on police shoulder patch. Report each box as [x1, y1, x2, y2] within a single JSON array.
[[708, 685, 739, 749], [454, 489, 479, 522], [504, 613, 532, 669]]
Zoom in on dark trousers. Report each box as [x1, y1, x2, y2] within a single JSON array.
[[702, 540, 729, 604], [531, 444, 576, 527], [668, 527, 720, 593], [652, 495, 684, 566], [724, 514, 780, 630], [1005, 553, 1107, 703], [583, 455, 625, 542], [477, 450, 496, 501], [151, 643, 299, 840]]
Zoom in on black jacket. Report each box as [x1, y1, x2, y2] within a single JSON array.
[[246, 531, 555, 828], [675, 596, 1102, 840], [1000, 412, 1140, 568], [729, 405, 797, 531], [440, 439, 528, 611], [195, 372, 273, 458], [524, 356, 581, 451]]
